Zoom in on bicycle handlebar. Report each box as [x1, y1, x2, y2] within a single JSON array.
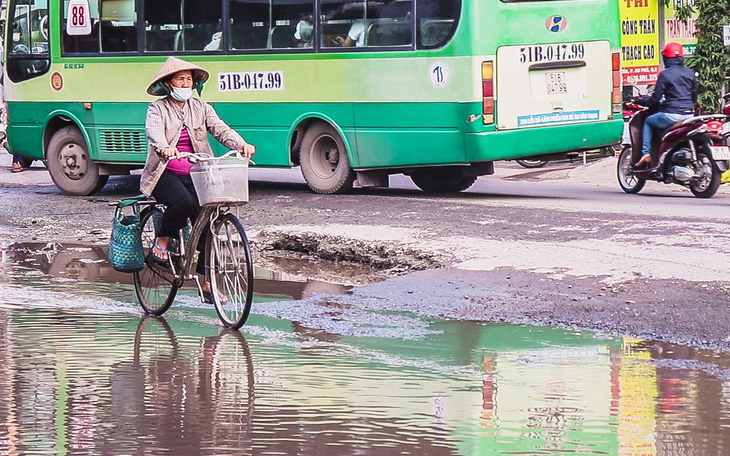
[[178, 150, 256, 166]]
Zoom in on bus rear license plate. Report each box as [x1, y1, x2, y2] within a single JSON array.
[[710, 146, 730, 160], [546, 72, 567, 94], [721, 122, 730, 135]]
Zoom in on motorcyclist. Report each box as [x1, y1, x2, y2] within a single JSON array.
[[634, 42, 698, 167]]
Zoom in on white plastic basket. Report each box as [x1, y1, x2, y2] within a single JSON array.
[[189, 156, 249, 206]]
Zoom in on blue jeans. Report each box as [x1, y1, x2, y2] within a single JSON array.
[[642, 112, 691, 156]]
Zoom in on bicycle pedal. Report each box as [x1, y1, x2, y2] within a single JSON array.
[[167, 238, 181, 254]]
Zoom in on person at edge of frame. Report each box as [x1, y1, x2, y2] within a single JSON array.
[[140, 56, 256, 303]]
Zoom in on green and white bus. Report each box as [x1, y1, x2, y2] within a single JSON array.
[[3, 0, 623, 195]]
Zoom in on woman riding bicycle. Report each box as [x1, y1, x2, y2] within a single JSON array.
[[140, 57, 256, 302]]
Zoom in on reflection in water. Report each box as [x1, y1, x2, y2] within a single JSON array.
[[0, 241, 349, 302], [1, 308, 730, 455]]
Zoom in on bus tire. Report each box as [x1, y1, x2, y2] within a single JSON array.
[[515, 159, 548, 168], [47, 126, 108, 196], [410, 167, 477, 193], [299, 123, 355, 194]]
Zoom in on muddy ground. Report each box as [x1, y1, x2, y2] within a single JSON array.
[[2, 154, 730, 352]]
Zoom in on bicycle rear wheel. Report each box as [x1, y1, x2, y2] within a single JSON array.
[[207, 213, 254, 329], [134, 206, 178, 315]]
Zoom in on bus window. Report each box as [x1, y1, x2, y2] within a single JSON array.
[[228, 0, 314, 51], [417, 0, 459, 49], [62, 0, 138, 54], [229, 0, 270, 50], [320, 0, 372, 48], [63, 0, 100, 53], [144, 0, 222, 52], [321, 0, 412, 49], [100, 0, 138, 52], [272, 0, 314, 49], [6, 0, 50, 82]]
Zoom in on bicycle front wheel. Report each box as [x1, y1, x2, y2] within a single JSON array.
[[207, 213, 254, 329], [134, 206, 178, 315]]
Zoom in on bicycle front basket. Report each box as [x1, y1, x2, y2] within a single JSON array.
[[190, 157, 249, 206]]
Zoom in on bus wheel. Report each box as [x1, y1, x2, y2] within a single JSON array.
[[47, 126, 108, 196], [299, 123, 355, 194], [410, 167, 477, 193], [515, 159, 548, 168]]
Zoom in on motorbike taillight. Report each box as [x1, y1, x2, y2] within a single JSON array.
[[708, 121, 723, 132], [724, 102, 730, 116]]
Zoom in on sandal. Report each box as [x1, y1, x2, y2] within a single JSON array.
[[11, 162, 23, 173], [634, 154, 651, 167], [149, 240, 170, 266], [202, 290, 229, 304]]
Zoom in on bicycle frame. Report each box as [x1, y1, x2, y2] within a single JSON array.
[[170, 205, 229, 288]]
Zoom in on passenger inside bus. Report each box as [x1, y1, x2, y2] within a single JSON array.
[[204, 20, 223, 51], [327, 0, 411, 48], [293, 14, 313, 47], [334, 19, 367, 47]]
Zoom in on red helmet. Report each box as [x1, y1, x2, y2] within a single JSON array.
[[662, 42, 684, 58]]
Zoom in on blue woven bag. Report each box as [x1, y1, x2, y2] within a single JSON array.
[[108, 198, 144, 273]]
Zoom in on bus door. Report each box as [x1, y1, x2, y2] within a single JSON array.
[[495, 41, 613, 131]]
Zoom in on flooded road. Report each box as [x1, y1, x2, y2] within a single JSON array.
[[1, 244, 730, 455]]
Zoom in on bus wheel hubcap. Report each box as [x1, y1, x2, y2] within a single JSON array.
[[60, 144, 87, 180], [313, 136, 339, 177]]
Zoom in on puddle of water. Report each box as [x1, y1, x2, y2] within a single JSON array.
[[2, 243, 730, 454], [1, 299, 730, 454], [0, 241, 350, 302]]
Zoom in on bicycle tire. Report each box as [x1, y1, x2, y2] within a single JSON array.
[[134, 206, 178, 316], [207, 213, 254, 329]]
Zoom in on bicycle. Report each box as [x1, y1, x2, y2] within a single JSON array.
[[128, 150, 255, 329]]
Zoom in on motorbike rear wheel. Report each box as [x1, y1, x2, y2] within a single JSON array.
[[689, 151, 720, 198], [617, 145, 645, 194]]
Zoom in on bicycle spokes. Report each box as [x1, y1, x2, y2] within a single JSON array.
[[208, 213, 253, 329]]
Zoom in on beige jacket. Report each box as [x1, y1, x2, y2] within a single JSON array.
[[140, 96, 246, 196]]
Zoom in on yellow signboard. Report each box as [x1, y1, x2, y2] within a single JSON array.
[[664, 0, 699, 57], [619, 0, 660, 85]]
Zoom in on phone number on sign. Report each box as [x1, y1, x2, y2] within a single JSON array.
[[219, 71, 284, 91], [520, 43, 586, 64]]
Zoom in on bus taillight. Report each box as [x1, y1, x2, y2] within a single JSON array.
[[482, 61, 494, 124], [612, 53, 622, 113]]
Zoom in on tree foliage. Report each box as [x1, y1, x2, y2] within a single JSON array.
[[665, 0, 730, 111]]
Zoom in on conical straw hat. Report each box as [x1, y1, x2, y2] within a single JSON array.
[[146, 57, 210, 96]]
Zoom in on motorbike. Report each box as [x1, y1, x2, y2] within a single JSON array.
[[616, 98, 730, 198]]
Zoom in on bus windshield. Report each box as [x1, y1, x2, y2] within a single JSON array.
[[5, 0, 50, 82]]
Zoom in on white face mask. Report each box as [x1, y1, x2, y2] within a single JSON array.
[[170, 86, 193, 101]]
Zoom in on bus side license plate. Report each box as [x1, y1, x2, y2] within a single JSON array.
[[546, 72, 567, 94], [710, 146, 730, 160]]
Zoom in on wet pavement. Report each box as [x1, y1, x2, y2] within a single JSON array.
[[1, 243, 730, 455]]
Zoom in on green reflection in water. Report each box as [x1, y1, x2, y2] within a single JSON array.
[[0, 292, 729, 454]]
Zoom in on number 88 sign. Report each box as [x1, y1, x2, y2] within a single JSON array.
[[66, 0, 92, 36]]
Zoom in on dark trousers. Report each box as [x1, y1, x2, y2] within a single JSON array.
[[152, 170, 208, 275]]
